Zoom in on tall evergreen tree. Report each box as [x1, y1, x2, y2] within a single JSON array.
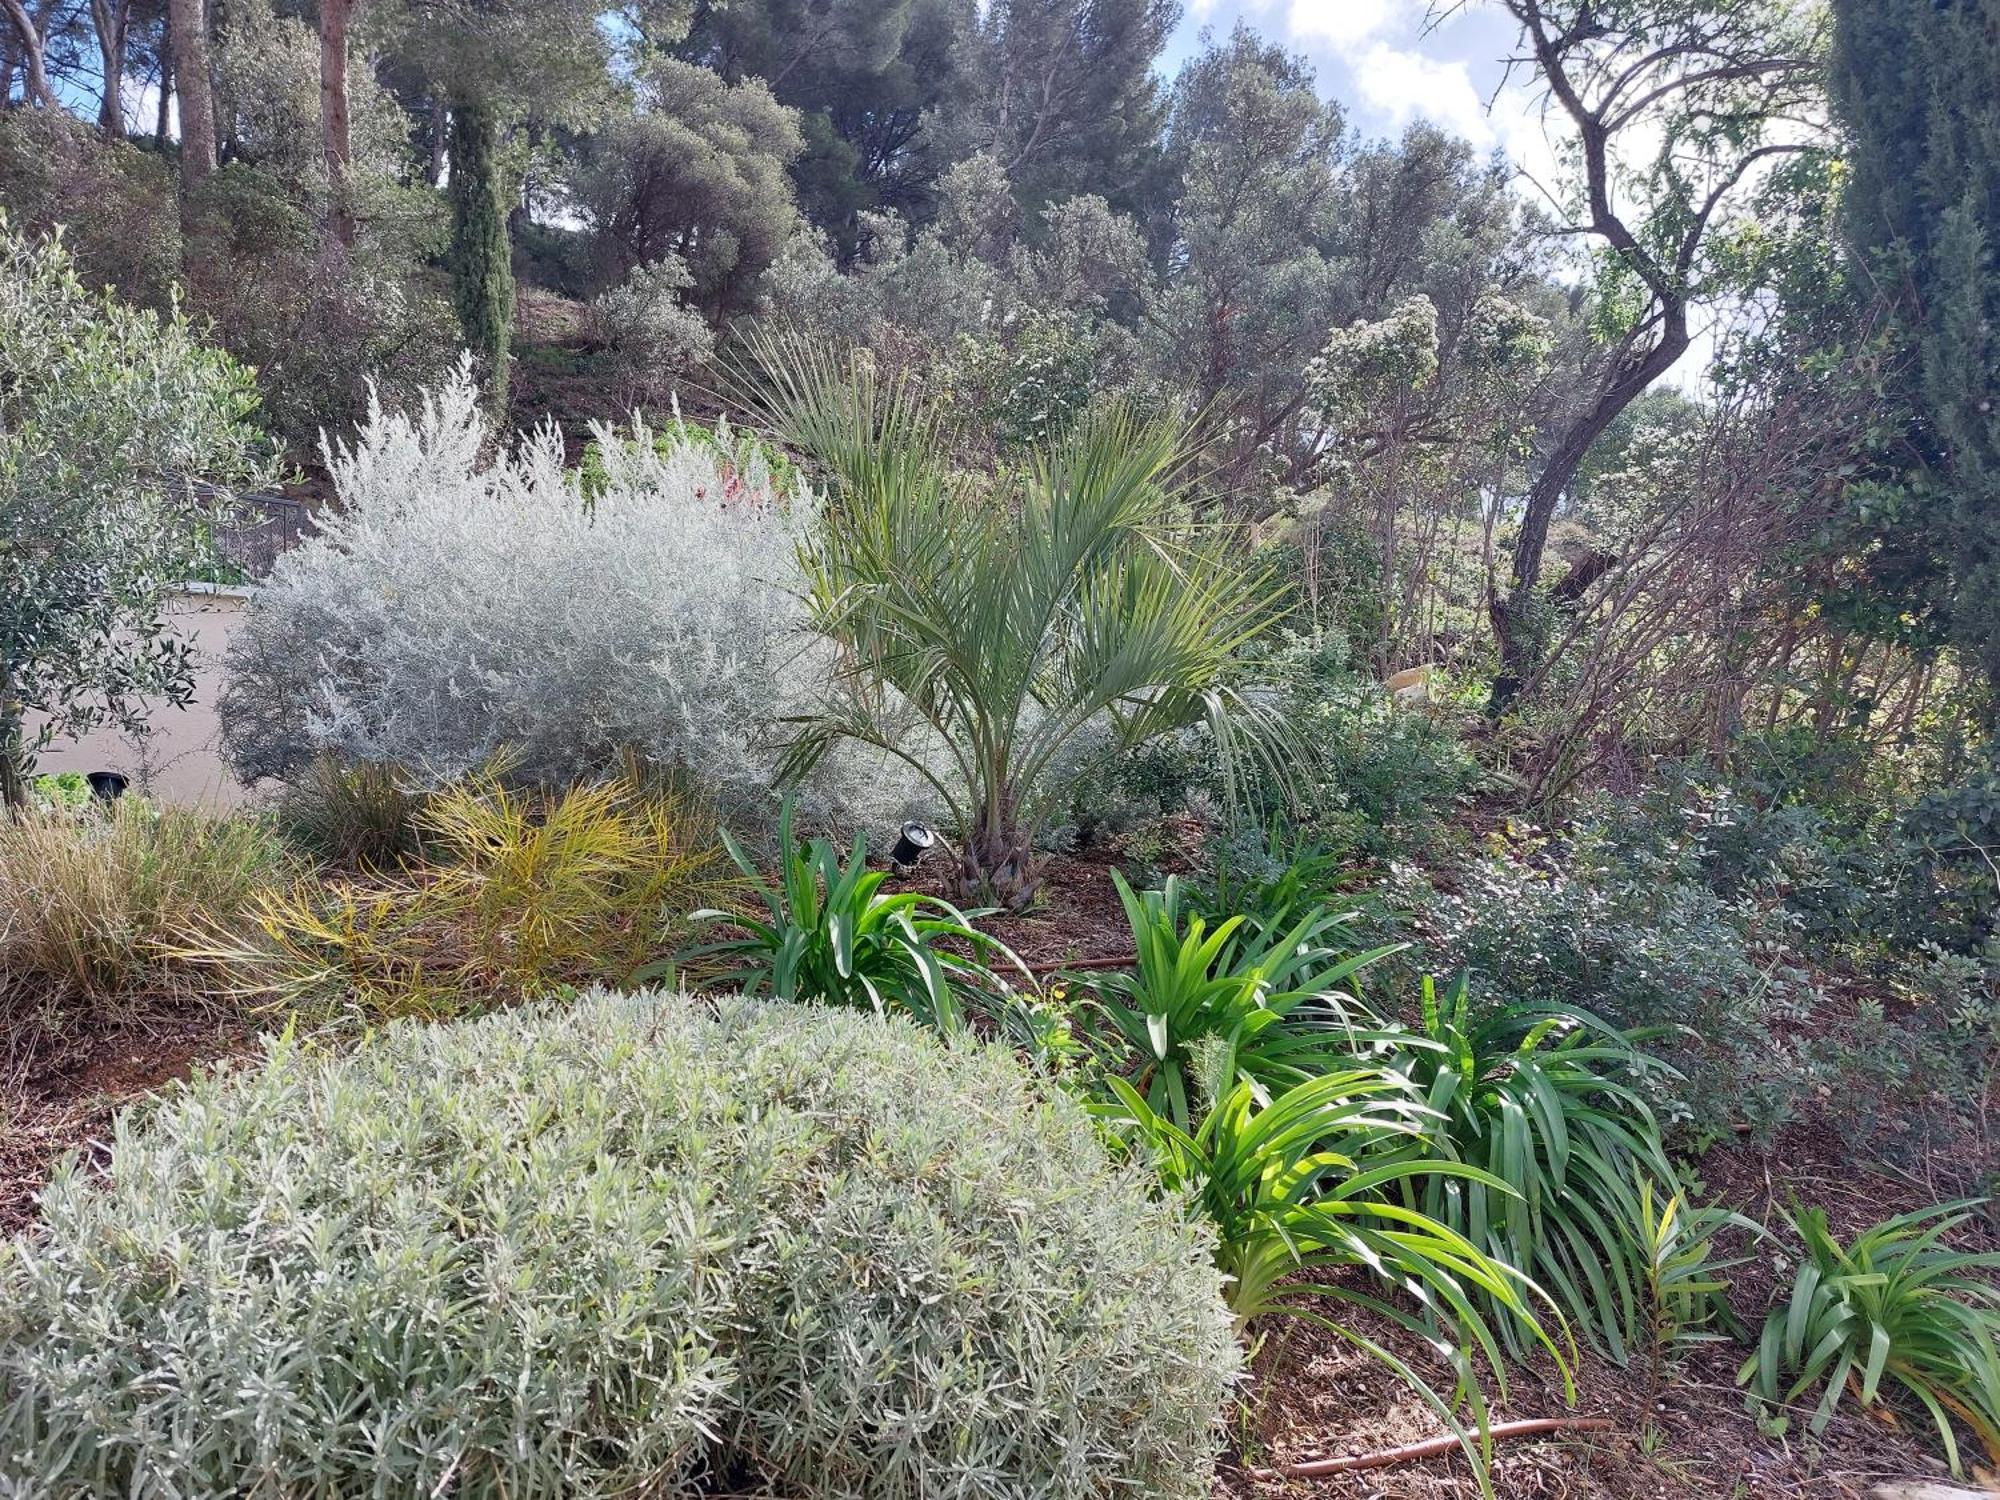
[[1829, 0, 2000, 715], [949, 0, 1176, 220], [676, 0, 962, 244], [445, 95, 511, 409]]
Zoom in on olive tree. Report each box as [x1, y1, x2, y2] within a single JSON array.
[[0, 222, 270, 806]]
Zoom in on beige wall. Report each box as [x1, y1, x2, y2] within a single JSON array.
[[30, 586, 258, 809]]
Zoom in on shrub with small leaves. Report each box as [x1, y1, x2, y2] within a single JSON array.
[[219, 366, 907, 833], [0, 993, 1240, 1498]]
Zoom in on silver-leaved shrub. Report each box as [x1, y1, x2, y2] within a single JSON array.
[[0, 993, 1240, 1498], [220, 365, 867, 825]]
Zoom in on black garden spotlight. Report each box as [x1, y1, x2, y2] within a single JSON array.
[[888, 820, 935, 871]]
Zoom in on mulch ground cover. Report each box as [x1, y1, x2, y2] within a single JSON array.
[[2, 845, 1994, 1500]]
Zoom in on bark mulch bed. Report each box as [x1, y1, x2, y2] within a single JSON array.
[[1213, 1126, 1996, 1500]]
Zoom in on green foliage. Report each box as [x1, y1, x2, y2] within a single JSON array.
[[0, 112, 181, 308], [746, 340, 1292, 907], [962, 310, 1100, 450], [1097, 1069, 1562, 1497], [1070, 633, 1481, 865], [1187, 821, 1352, 932], [0, 110, 451, 464], [0, 220, 272, 804], [27, 771, 91, 811], [0, 995, 1240, 1497], [574, 412, 800, 500], [1741, 1202, 2000, 1475], [574, 57, 805, 314], [673, 0, 962, 244], [689, 798, 1019, 1031], [179, 162, 456, 459], [276, 753, 430, 869], [1089, 870, 1399, 1129], [1633, 1177, 1757, 1385], [1830, 0, 2000, 714], [951, 0, 1174, 217], [1396, 807, 1819, 1140], [446, 97, 514, 410], [586, 254, 716, 410], [1387, 978, 1675, 1363]]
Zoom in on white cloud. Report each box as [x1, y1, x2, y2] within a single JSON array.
[[1348, 41, 1495, 146], [1284, 0, 1397, 50], [121, 77, 173, 137]]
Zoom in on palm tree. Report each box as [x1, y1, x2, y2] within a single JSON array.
[[749, 341, 1292, 908]]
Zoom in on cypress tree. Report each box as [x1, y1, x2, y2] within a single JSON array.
[[446, 95, 513, 413], [1829, 0, 2000, 712]]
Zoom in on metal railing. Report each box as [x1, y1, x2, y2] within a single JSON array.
[[193, 491, 314, 583]]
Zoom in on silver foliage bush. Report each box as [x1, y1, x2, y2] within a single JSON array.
[[220, 366, 846, 822], [0, 993, 1240, 1498], [588, 254, 717, 410]]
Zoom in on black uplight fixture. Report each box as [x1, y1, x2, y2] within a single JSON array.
[[888, 821, 935, 871], [87, 770, 129, 802]]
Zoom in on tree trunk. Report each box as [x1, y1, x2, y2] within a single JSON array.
[[0, 0, 55, 107], [319, 0, 354, 244], [167, 0, 215, 187], [426, 90, 447, 185], [446, 94, 514, 414], [154, 43, 172, 143], [1486, 323, 1691, 715], [90, 0, 129, 134], [956, 785, 1042, 910], [0, 700, 26, 812]]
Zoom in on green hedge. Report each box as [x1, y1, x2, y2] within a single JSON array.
[[0, 994, 1237, 1498]]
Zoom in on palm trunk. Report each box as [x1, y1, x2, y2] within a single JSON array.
[[956, 784, 1042, 910]]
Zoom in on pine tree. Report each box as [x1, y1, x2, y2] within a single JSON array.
[[951, 0, 1176, 219], [677, 0, 963, 243]]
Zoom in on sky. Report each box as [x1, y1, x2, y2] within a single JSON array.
[[1163, 0, 1734, 390], [1164, 0, 1566, 213]]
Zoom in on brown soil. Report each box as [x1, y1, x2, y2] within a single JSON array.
[[3, 848, 1994, 1500], [1, 1007, 255, 1233]]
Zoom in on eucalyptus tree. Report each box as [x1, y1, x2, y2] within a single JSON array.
[[1479, 0, 1830, 710]]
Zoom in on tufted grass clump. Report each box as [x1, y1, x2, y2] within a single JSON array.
[[0, 992, 1240, 1498], [0, 799, 289, 1017]]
